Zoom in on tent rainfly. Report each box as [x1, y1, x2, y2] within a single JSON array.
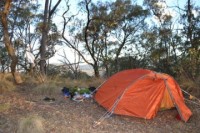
[[94, 69, 192, 122]]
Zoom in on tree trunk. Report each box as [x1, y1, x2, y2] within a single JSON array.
[[40, 0, 61, 77], [0, 0, 22, 84], [93, 63, 100, 78], [40, 0, 49, 76]]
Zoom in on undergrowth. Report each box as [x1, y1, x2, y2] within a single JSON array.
[[178, 74, 200, 97], [30, 77, 105, 96], [0, 73, 16, 93]]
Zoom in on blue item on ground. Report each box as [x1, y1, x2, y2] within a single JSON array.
[[62, 87, 70, 97]]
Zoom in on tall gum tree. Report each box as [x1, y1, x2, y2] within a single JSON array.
[[62, 0, 102, 78], [0, 0, 22, 83], [40, 0, 62, 77], [62, 0, 149, 77]]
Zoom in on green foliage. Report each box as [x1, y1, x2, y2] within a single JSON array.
[[68, 87, 90, 95], [179, 48, 200, 80], [108, 56, 149, 75], [78, 88, 91, 94]]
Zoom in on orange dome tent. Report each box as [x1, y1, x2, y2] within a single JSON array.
[[94, 69, 192, 122]]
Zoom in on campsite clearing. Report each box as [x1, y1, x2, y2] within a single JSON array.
[[0, 84, 199, 133]]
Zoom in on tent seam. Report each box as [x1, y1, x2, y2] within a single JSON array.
[[164, 79, 186, 122]]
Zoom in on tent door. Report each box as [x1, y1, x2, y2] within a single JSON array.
[[159, 88, 175, 110]]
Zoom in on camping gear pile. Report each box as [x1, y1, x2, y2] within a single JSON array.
[[61, 86, 95, 102]]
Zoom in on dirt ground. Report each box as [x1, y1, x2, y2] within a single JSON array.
[[0, 85, 200, 133]]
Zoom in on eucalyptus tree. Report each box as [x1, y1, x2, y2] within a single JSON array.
[[142, 0, 180, 75], [0, 0, 22, 83], [104, 0, 149, 74], [179, 0, 200, 80], [89, 0, 150, 76], [142, 0, 200, 79], [181, 0, 200, 50], [9, 0, 41, 73], [62, 0, 105, 77], [40, 0, 62, 76], [62, 0, 149, 77]]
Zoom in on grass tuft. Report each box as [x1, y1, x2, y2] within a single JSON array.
[[25, 76, 105, 96], [0, 73, 16, 93], [0, 103, 10, 113], [17, 115, 45, 133], [32, 82, 59, 96]]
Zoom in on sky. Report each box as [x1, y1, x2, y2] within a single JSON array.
[[46, 0, 199, 64]]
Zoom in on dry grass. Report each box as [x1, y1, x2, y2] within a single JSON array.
[[87, 78, 105, 87], [32, 82, 60, 96], [0, 73, 16, 93], [26, 76, 105, 96], [0, 72, 105, 95], [21, 74, 40, 85], [179, 75, 200, 97], [1, 75, 200, 133], [0, 103, 10, 113], [1, 73, 14, 82], [64, 78, 105, 88], [17, 115, 45, 133]]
